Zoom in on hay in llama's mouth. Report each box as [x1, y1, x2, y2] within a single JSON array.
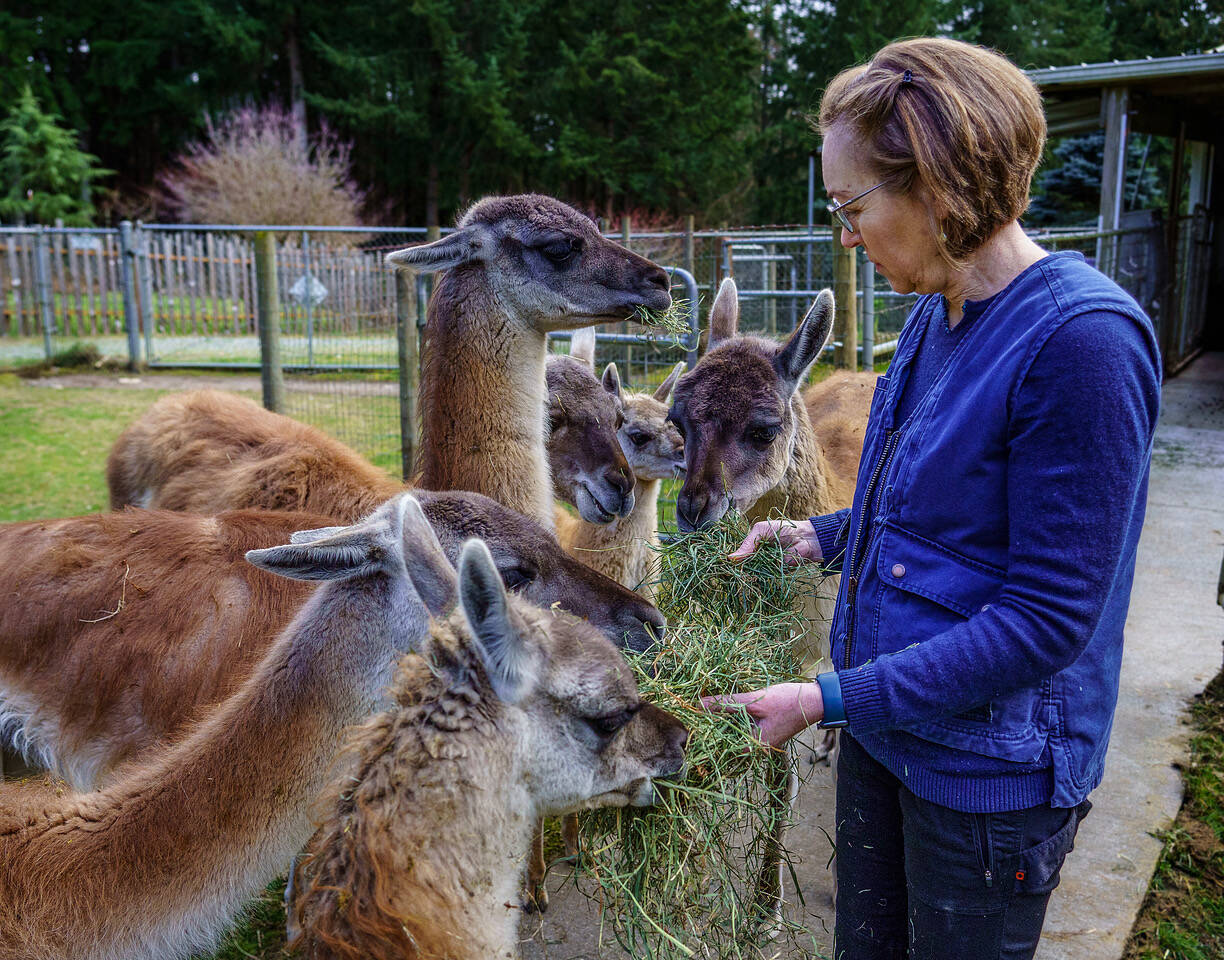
[[632, 298, 695, 347]]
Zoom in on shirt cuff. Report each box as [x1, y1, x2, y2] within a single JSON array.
[[836, 661, 890, 734], [809, 510, 850, 573], [815, 671, 847, 728]]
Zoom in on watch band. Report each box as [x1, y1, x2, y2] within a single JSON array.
[[816, 671, 848, 729]]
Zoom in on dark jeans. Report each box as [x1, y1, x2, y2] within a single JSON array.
[[833, 733, 1091, 960]]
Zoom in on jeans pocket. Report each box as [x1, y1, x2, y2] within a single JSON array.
[[1009, 799, 1092, 896], [970, 812, 996, 889]]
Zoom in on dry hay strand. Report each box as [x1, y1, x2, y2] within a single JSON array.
[[571, 513, 830, 959]]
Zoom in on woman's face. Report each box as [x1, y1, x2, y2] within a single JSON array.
[[821, 123, 946, 296]]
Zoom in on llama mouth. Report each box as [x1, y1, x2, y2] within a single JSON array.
[[577, 482, 625, 524]]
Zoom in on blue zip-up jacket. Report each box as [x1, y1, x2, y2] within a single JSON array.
[[810, 252, 1161, 812]]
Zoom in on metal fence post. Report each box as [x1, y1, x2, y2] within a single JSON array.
[[666, 267, 701, 370], [302, 230, 314, 366], [136, 223, 154, 363], [254, 231, 284, 412], [118, 221, 141, 370], [33, 226, 54, 360], [395, 268, 419, 482], [832, 229, 857, 370], [861, 256, 875, 370], [621, 214, 633, 377]]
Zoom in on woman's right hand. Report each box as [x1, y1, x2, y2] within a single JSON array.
[[728, 518, 823, 566]]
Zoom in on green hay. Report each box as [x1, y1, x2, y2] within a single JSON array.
[[633, 298, 695, 347], [572, 513, 829, 960]]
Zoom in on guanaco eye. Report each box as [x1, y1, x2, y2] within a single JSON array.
[[500, 565, 537, 592], [746, 424, 780, 446], [628, 430, 650, 447], [540, 238, 578, 264], [585, 706, 639, 738]]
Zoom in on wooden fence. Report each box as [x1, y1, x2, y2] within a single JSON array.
[[0, 227, 412, 341], [1, 231, 126, 338]]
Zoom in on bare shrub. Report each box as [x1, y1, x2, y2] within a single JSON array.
[[157, 105, 366, 227]]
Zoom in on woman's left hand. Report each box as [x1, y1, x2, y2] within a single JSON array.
[[701, 682, 825, 748]]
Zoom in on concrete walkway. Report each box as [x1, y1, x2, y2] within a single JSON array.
[[521, 352, 1224, 960]]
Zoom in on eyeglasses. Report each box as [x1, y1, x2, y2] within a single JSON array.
[[826, 181, 886, 235]]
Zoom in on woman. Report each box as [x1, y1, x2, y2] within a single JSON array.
[[708, 37, 1161, 960]]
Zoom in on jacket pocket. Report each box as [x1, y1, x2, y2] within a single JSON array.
[[873, 522, 1047, 763]]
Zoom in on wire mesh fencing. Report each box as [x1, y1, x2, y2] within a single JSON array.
[[4, 215, 1211, 483]]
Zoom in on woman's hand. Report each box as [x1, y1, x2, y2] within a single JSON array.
[[728, 518, 823, 566], [702, 682, 825, 749]]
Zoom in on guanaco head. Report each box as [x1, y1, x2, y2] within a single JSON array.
[[670, 280, 835, 531], [413, 490, 666, 654], [617, 360, 687, 482], [384, 194, 672, 331], [546, 331, 635, 523], [451, 539, 688, 812]]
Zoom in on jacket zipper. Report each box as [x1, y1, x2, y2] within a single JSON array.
[[843, 429, 901, 670]]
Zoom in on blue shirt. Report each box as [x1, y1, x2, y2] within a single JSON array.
[[811, 252, 1160, 812]]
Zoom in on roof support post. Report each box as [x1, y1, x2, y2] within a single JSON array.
[[1096, 86, 1130, 277], [1188, 142, 1214, 214]]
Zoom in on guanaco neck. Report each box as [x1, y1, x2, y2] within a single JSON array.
[[2, 573, 421, 958], [417, 268, 555, 531]]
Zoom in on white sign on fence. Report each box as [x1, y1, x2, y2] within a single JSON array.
[[69, 235, 103, 252], [289, 272, 329, 306]]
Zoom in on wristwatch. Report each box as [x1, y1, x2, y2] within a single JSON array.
[[815, 671, 848, 729]]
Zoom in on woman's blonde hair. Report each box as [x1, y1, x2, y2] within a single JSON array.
[[819, 37, 1045, 263]]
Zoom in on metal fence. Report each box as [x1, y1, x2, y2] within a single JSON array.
[[2, 217, 1212, 473]]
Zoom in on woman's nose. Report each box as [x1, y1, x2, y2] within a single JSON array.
[[838, 226, 861, 249]]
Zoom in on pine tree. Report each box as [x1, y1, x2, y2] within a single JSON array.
[[0, 86, 111, 225]]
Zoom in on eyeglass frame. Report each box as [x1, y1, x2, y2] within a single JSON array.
[[826, 181, 886, 234]]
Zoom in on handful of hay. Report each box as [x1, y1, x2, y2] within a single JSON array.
[[572, 514, 828, 959], [633, 298, 695, 348]]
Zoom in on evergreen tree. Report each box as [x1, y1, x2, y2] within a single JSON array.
[[0, 86, 111, 225], [1027, 132, 1166, 227], [529, 0, 757, 221]]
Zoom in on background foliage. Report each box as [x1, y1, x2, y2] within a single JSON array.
[[2, 0, 1222, 228]]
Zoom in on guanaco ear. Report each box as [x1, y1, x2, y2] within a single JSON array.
[[385, 224, 491, 273], [399, 496, 458, 617], [653, 361, 686, 403], [708, 277, 739, 346], [570, 327, 596, 369], [247, 495, 414, 581], [773, 289, 835, 392], [601, 362, 623, 400], [458, 539, 539, 705], [289, 526, 347, 545]]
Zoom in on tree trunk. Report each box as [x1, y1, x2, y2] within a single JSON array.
[[286, 21, 307, 144]]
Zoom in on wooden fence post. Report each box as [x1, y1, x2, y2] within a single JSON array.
[[255, 231, 284, 412], [832, 232, 857, 370], [395, 268, 419, 482], [684, 215, 695, 279], [33, 227, 54, 360]]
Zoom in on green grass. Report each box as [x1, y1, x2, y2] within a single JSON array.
[[1124, 669, 1224, 960], [0, 373, 187, 521]]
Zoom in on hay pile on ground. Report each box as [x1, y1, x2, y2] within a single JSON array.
[[572, 514, 828, 959]]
